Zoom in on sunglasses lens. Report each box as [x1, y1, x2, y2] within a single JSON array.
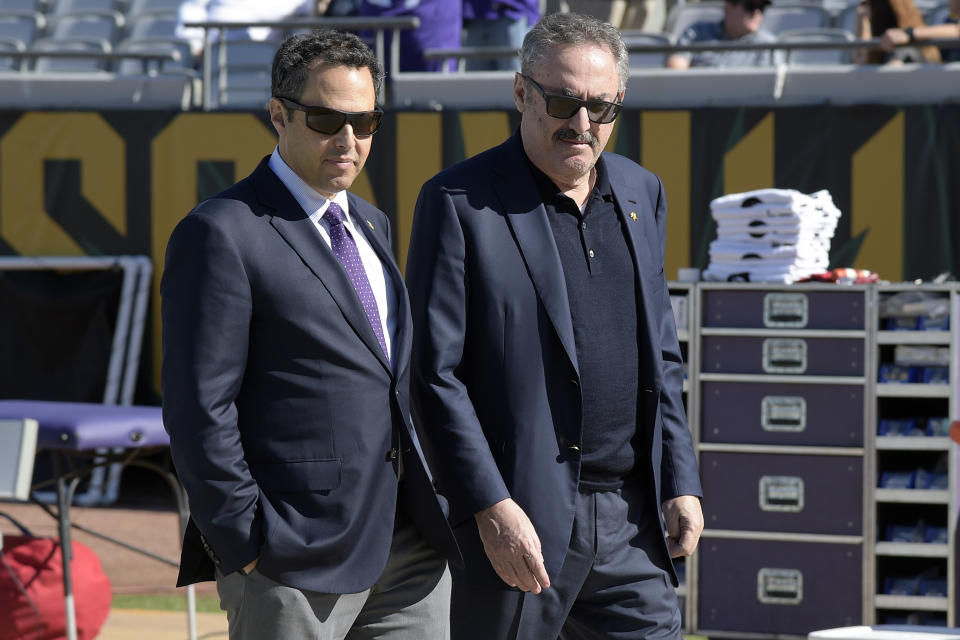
[[306, 110, 347, 135], [593, 102, 622, 124], [305, 109, 382, 136], [351, 111, 383, 136], [545, 96, 583, 120]]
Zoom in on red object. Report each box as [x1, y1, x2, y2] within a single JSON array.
[[0, 536, 111, 640], [950, 420, 960, 445], [799, 268, 879, 284]]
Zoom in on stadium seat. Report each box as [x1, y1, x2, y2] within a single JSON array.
[[666, 2, 724, 37], [820, 0, 859, 12], [0, 35, 25, 69], [926, 3, 951, 24], [762, 3, 830, 34], [126, 0, 184, 16], [779, 27, 855, 64], [115, 35, 191, 73], [622, 31, 672, 67], [832, 3, 859, 31], [124, 10, 176, 38], [0, 11, 43, 47], [29, 35, 111, 71], [48, 11, 124, 43], [50, 0, 119, 14], [0, 0, 42, 11], [206, 38, 276, 108]]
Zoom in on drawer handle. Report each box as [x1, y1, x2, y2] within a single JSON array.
[[757, 568, 804, 605], [763, 292, 808, 328], [762, 338, 807, 374], [761, 396, 807, 432], [759, 475, 805, 512]]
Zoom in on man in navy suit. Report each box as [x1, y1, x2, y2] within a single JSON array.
[[161, 30, 457, 639], [406, 12, 703, 639]]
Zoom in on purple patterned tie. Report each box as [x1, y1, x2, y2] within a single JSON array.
[[325, 202, 389, 361]]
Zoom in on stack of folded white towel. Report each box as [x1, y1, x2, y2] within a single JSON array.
[[702, 188, 841, 283]]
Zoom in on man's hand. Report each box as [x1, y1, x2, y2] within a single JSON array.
[[242, 557, 259, 574], [880, 28, 910, 52], [662, 495, 704, 558], [475, 498, 551, 593]]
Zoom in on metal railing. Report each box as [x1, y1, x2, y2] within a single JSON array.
[[0, 49, 182, 73], [423, 37, 960, 69], [183, 16, 420, 110]]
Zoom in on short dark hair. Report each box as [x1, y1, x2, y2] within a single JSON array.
[[520, 13, 628, 93], [271, 30, 384, 106]]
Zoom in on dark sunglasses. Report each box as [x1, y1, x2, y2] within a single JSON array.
[[519, 75, 622, 125], [276, 97, 384, 136]]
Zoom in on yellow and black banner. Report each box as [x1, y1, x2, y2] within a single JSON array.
[[0, 106, 956, 398]]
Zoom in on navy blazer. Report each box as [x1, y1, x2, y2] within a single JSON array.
[[161, 157, 459, 593], [406, 135, 702, 589]]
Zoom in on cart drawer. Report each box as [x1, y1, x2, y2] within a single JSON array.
[[702, 289, 865, 329], [701, 381, 864, 447], [702, 336, 864, 376], [698, 537, 862, 635], [700, 451, 862, 535]]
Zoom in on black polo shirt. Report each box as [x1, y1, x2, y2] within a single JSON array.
[[519, 138, 641, 492]]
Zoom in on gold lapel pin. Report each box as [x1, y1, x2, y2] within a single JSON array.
[[366, 220, 375, 231], [630, 211, 638, 221]]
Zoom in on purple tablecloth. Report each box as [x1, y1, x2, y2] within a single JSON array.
[[0, 400, 167, 451]]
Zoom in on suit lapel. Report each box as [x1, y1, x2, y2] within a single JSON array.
[[495, 138, 579, 373], [605, 157, 662, 389], [349, 193, 411, 378], [605, 156, 660, 299], [252, 162, 392, 374]]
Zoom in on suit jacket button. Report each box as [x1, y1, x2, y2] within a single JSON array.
[[387, 448, 399, 461], [568, 444, 581, 454]]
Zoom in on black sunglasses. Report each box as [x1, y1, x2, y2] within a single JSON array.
[[520, 75, 622, 125], [277, 97, 384, 136]]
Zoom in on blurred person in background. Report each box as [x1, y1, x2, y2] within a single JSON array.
[[321, 0, 362, 15], [557, 0, 668, 33], [876, 0, 959, 62], [666, 0, 784, 68], [462, 0, 539, 71], [614, 0, 668, 33], [360, 0, 462, 72], [175, 0, 316, 57], [854, 0, 941, 63]]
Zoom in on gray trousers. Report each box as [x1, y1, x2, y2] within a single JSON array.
[[451, 482, 682, 640], [216, 517, 451, 640]]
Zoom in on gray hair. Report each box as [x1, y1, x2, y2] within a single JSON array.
[[520, 13, 629, 92]]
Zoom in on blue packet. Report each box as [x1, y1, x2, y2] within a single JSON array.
[[926, 417, 950, 436], [885, 522, 925, 542], [922, 367, 949, 384], [884, 576, 918, 595], [924, 525, 948, 544], [878, 418, 923, 436], [879, 471, 914, 489]]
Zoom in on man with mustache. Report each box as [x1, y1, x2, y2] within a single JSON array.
[[406, 12, 703, 639]]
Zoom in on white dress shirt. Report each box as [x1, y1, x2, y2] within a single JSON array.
[[268, 148, 398, 365]]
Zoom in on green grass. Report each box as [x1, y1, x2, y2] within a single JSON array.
[[111, 593, 223, 614]]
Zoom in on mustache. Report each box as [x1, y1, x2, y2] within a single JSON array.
[[554, 129, 598, 147]]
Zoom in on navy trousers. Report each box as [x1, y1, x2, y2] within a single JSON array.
[[451, 481, 682, 640]]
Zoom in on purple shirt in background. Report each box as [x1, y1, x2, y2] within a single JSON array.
[[360, 0, 462, 72], [463, 0, 539, 25]]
